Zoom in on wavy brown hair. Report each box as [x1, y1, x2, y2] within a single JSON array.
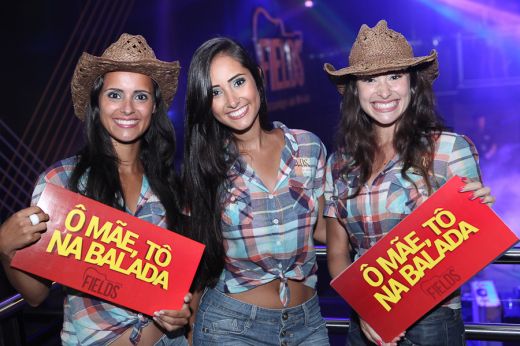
[[336, 69, 448, 197], [183, 37, 270, 290]]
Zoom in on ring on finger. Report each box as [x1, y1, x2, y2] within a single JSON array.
[[29, 213, 40, 226]]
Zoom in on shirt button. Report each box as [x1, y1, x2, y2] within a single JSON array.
[[230, 196, 236, 202], [278, 263, 283, 268], [268, 194, 274, 199], [276, 240, 282, 246], [365, 216, 372, 222], [273, 218, 279, 225]]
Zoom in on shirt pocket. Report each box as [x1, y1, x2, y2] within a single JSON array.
[[386, 171, 429, 216], [221, 186, 253, 227], [288, 176, 317, 216]]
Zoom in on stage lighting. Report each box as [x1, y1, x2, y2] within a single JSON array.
[[304, 0, 314, 8]]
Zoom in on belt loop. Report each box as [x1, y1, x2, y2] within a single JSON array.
[[250, 304, 257, 321], [302, 294, 312, 325]]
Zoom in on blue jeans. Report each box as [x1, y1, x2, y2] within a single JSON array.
[[347, 307, 465, 346], [154, 329, 188, 346], [193, 287, 329, 345]]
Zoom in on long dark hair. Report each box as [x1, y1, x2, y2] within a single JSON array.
[[69, 75, 185, 232], [183, 37, 269, 290], [336, 69, 447, 197]]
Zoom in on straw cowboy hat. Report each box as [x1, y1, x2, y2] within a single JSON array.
[[71, 33, 180, 119], [324, 20, 438, 94]]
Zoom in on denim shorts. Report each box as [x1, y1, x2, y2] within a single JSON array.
[[193, 287, 329, 345], [347, 306, 465, 346]]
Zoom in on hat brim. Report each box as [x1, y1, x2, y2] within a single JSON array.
[[324, 50, 438, 94], [71, 53, 180, 119]]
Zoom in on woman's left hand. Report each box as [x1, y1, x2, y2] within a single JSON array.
[[153, 293, 192, 332], [460, 178, 495, 207]]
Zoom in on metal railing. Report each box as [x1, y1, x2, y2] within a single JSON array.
[[315, 246, 520, 264], [1, 249, 519, 343], [325, 319, 520, 342], [317, 247, 520, 342]]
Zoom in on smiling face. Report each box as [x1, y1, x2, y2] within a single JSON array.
[[99, 71, 155, 145], [356, 71, 411, 128], [209, 53, 261, 134]]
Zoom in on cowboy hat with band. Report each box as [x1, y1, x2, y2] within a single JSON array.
[[71, 33, 180, 120], [324, 20, 438, 94]]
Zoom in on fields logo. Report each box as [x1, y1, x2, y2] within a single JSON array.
[[252, 8, 309, 111], [82, 267, 121, 299]]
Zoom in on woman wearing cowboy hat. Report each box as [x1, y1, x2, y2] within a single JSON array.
[[0, 34, 191, 345], [323, 20, 494, 346]]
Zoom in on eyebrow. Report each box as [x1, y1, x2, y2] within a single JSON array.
[[104, 88, 152, 94], [227, 73, 244, 82], [211, 73, 245, 88]]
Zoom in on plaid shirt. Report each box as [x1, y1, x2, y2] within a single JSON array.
[[31, 156, 167, 345], [216, 122, 327, 306], [324, 132, 481, 308]]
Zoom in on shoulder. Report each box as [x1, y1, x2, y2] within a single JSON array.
[[326, 151, 349, 178], [274, 121, 323, 146], [32, 156, 78, 204], [289, 128, 323, 147], [274, 121, 326, 158], [37, 156, 79, 188], [435, 131, 476, 153]]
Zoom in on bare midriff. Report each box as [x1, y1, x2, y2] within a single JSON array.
[[227, 279, 314, 308]]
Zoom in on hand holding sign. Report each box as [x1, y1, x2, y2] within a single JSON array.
[[330, 176, 518, 342], [11, 183, 205, 316]]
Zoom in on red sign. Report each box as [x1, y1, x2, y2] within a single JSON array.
[[330, 176, 518, 342], [11, 184, 205, 316]]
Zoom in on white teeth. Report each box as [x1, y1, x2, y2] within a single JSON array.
[[228, 106, 247, 118], [373, 101, 397, 110], [115, 119, 138, 125]]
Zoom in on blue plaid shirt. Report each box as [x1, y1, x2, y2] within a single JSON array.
[[31, 156, 167, 345], [216, 122, 327, 306], [324, 132, 481, 308]]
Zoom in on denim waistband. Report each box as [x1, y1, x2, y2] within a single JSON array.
[[202, 287, 321, 323]]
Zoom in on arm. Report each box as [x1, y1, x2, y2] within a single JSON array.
[[0, 206, 52, 306], [187, 290, 203, 345], [153, 293, 192, 332], [325, 217, 351, 279], [448, 135, 495, 207], [313, 196, 326, 244], [359, 319, 403, 346], [313, 138, 327, 245]]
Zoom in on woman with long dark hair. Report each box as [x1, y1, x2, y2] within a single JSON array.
[[0, 33, 191, 345], [323, 20, 494, 346], [183, 37, 330, 345]]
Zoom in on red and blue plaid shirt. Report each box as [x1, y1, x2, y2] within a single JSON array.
[[31, 156, 167, 345], [216, 122, 327, 306], [324, 132, 481, 308]]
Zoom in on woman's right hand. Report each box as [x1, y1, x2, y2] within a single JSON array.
[[153, 293, 192, 332], [0, 206, 49, 260], [360, 318, 404, 346]]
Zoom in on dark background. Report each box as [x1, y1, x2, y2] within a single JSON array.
[[1, 1, 519, 341]]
